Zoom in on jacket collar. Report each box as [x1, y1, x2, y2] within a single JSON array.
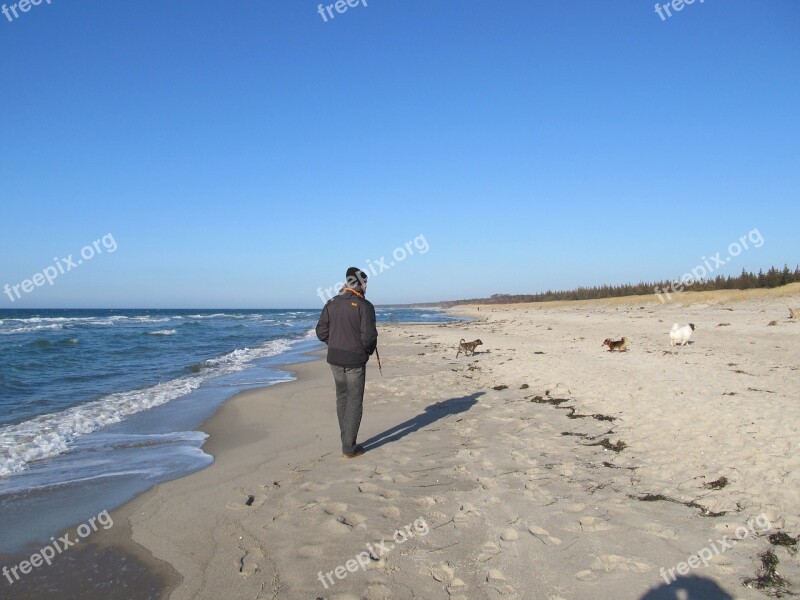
[[343, 287, 365, 299]]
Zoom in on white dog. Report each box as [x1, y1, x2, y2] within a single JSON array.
[[670, 323, 695, 346]]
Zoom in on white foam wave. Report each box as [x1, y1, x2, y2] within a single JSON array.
[[0, 324, 64, 335], [0, 315, 173, 331], [202, 339, 292, 372], [146, 329, 178, 336], [0, 338, 294, 478]]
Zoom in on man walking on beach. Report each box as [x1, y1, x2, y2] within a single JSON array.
[[316, 267, 378, 458]]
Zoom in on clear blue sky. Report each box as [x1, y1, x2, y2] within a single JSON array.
[[1, 0, 798, 308]]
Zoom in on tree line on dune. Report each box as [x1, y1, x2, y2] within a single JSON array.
[[428, 265, 800, 307]]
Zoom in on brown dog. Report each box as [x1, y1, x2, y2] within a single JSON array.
[[602, 337, 628, 352], [456, 338, 483, 357]]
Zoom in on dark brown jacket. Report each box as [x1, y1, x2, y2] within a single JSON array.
[[316, 289, 378, 367]]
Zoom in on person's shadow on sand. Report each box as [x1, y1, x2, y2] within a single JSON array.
[[361, 392, 482, 451], [639, 575, 734, 600]]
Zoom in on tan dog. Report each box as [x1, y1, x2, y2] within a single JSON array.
[[789, 308, 799, 319], [602, 337, 628, 352], [456, 338, 483, 357]]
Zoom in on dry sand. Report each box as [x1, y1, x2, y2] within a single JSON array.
[[119, 286, 799, 599]]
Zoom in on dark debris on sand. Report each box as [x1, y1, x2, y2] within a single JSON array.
[[704, 476, 729, 490], [585, 438, 627, 453], [631, 493, 730, 517], [743, 549, 794, 597], [769, 532, 799, 556]]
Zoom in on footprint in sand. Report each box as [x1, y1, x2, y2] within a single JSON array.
[[590, 554, 652, 574], [575, 569, 598, 582], [511, 450, 535, 466], [361, 583, 392, 599], [559, 465, 576, 477], [322, 502, 348, 516], [238, 547, 263, 577], [500, 528, 519, 542], [413, 495, 437, 508], [300, 481, 328, 492], [359, 481, 400, 501], [711, 554, 736, 575], [524, 486, 555, 505], [643, 522, 677, 540], [325, 513, 365, 535], [430, 562, 455, 583], [528, 525, 562, 545], [446, 577, 468, 596], [576, 515, 612, 532], [478, 477, 498, 490], [477, 541, 501, 561], [487, 568, 516, 595], [453, 427, 476, 438], [381, 505, 400, 519], [345, 512, 368, 526]]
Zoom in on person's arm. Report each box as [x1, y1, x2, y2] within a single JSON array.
[[361, 302, 378, 356], [316, 304, 330, 344]]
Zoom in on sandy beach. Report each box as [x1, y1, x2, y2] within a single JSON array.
[[5, 3, 799, 599], [91, 286, 800, 599]]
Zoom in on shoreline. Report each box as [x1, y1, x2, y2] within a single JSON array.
[[0, 346, 329, 599]]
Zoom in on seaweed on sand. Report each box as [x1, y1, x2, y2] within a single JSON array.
[[704, 476, 729, 490], [528, 397, 617, 422], [742, 549, 794, 597], [584, 438, 627, 452], [769, 533, 799, 556], [631, 493, 729, 517], [527, 395, 570, 406]]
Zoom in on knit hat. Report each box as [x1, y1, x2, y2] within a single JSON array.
[[345, 267, 368, 289]]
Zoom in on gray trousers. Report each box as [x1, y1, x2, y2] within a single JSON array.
[[330, 364, 366, 454]]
